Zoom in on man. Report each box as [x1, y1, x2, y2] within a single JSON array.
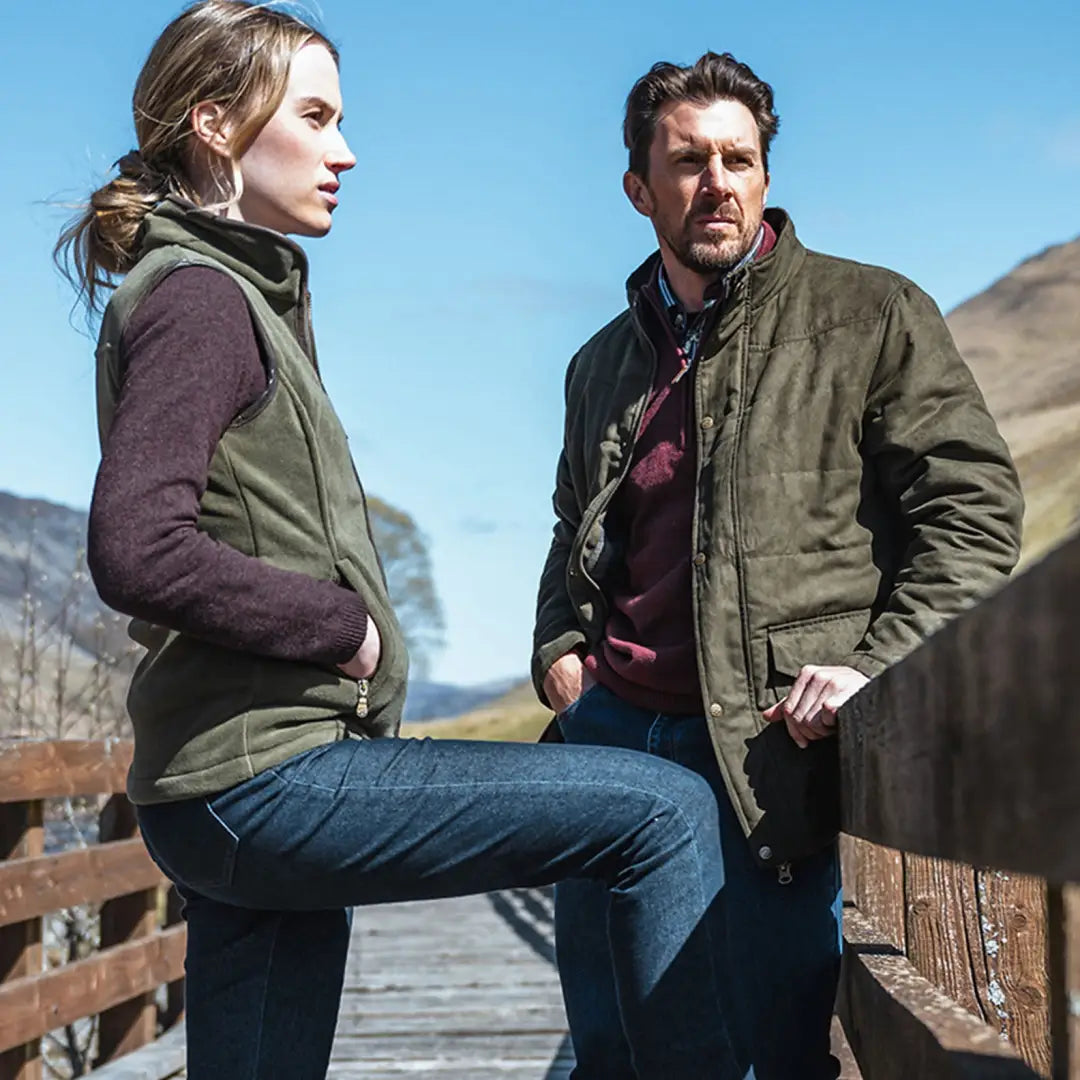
[[532, 52, 1023, 1079]]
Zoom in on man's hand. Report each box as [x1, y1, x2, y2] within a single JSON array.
[[762, 664, 869, 749], [338, 618, 381, 680], [543, 651, 594, 714]]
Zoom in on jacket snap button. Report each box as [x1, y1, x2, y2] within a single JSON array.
[[693, 552, 707, 567], [700, 416, 714, 429], [709, 702, 723, 718], [758, 845, 773, 861]]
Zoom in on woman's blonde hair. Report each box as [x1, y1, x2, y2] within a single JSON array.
[[56, 0, 336, 311]]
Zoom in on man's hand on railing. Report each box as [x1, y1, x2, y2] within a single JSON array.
[[762, 665, 870, 749]]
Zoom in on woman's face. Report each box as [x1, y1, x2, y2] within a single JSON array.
[[233, 41, 356, 237]]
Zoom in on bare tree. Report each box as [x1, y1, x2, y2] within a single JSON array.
[[368, 495, 445, 679]]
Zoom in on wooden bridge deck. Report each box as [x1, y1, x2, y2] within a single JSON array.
[[91, 885, 857, 1079], [329, 889, 574, 1078]]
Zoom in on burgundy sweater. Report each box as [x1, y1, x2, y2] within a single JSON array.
[[88, 267, 368, 665], [586, 229, 776, 714]]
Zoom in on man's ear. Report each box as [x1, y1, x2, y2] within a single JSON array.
[[763, 171, 770, 209], [623, 171, 654, 218], [190, 101, 233, 157]]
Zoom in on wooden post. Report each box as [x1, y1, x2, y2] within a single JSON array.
[[0, 800, 44, 1080], [94, 795, 158, 1065], [1048, 884, 1080, 1080], [853, 838, 906, 951], [1068, 885, 1080, 1080], [978, 870, 1050, 1074], [161, 885, 185, 1031]]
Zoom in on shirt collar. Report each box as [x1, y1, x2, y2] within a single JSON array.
[[657, 223, 766, 317]]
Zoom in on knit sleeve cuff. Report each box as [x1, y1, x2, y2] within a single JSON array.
[[322, 591, 369, 666]]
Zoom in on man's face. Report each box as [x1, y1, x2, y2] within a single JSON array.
[[626, 98, 769, 276]]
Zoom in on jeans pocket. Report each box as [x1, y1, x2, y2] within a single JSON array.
[[137, 797, 240, 892], [556, 681, 606, 736]]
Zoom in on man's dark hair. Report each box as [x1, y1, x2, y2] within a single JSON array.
[[623, 52, 779, 179]]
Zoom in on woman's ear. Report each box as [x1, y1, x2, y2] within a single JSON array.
[[190, 102, 233, 157]]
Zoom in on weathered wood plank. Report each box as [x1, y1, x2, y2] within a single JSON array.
[[85, 1024, 186, 1080], [853, 838, 906, 950], [96, 796, 159, 1066], [0, 840, 165, 928], [0, 741, 132, 802], [978, 871, 1050, 1074], [904, 855, 986, 1022], [0, 926, 185, 1052], [1066, 884, 1080, 1080], [330, 893, 571, 1077], [839, 531, 1080, 881], [839, 907, 1040, 1079]]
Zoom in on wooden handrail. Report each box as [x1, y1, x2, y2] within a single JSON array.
[[835, 530, 1080, 1079], [0, 741, 183, 1080], [0, 926, 186, 1051], [0, 740, 132, 802], [839, 531, 1080, 879], [0, 840, 166, 928]]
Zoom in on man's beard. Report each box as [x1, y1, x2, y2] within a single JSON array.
[[660, 210, 760, 276]]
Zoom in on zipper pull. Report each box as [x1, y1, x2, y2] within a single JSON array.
[[777, 862, 793, 886], [355, 678, 370, 719]]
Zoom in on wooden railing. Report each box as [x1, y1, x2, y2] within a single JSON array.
[[2, 533, 1078, 1079], [0, 741, 184, 1080], [837, 530, 1080, 1079]]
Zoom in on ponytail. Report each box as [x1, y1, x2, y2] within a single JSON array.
[[55, 150, 176, 313]]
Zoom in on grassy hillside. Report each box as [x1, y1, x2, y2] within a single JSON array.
[[947, 235, 1080, 563], [403, 678, 552, 742]]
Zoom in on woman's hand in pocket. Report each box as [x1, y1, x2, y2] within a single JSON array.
[[338, 617, 381, 680]]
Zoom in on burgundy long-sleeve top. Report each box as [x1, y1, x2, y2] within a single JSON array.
[[88, 266, 368, 665], [585, 226, 776, 714]]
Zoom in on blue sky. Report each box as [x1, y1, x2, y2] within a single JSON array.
[[1, 0, 1077, 685]]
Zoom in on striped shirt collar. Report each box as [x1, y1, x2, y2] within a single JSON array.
[[656, 225, 765, 363], [657, 223, 765, 316]]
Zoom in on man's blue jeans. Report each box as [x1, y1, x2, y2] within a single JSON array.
[[556, 684, 843, 1080], [136, 735, 748, 1079]]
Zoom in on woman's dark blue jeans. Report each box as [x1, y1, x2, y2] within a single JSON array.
[[136, 734, 745, 1079], [556, 684, 843, 1080]]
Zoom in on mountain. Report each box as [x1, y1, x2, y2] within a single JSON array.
[[0, 492, 127, 655], [0, 493, 133, 737], [946, 234, 1080, 561]]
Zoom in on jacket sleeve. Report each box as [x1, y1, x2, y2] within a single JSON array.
[[842, 283, 1025, 678], [531, 358, 588, 704]]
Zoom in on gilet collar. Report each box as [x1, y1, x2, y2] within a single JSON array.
[[137, 196, 309, 317]]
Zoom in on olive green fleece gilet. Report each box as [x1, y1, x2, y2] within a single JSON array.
[[96, 198, 408, 804]]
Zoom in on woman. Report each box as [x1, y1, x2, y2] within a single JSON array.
[[58, 4, 742, 1078]]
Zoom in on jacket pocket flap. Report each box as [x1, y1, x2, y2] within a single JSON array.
[[767, 609, 871, 677]]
